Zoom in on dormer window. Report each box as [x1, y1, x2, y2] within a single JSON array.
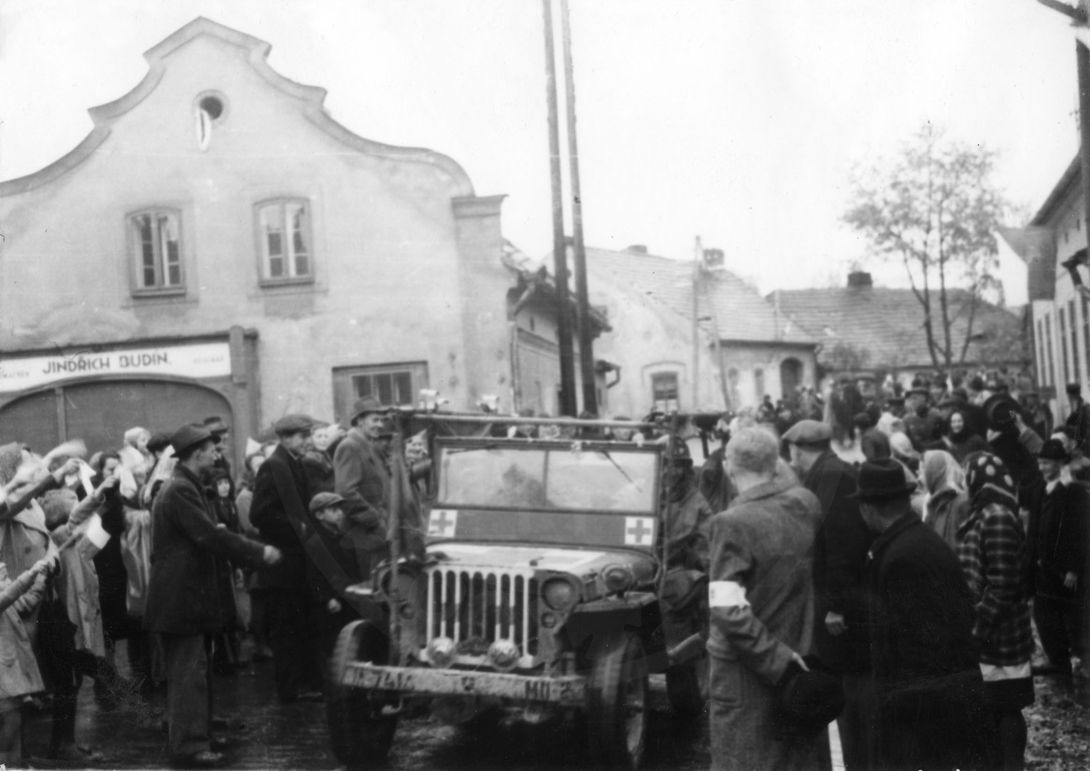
[[195, 92, 226, 150]]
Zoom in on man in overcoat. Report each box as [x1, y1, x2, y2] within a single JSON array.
[[784, 419, 874, 770], [250, 414, 324, 703], [333, 396, 394, 574], [707, 427, 826, 770], [146, 424, 280, 768], [857, 459, 985, 771]]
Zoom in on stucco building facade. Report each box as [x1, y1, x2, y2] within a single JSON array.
[[0, 18, 576, 460]]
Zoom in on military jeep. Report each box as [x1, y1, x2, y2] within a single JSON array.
[[327, 416, 709, 769]]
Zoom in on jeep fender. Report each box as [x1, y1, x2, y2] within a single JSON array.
[[566, 592, 668, 672]]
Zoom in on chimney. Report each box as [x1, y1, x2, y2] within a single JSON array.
[[847, 270, 873, 288], [624, 244, 648, 255]]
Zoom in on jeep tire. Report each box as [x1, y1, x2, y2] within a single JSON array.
[[326, 620, 398, 768], [586, 631, 649, 769]]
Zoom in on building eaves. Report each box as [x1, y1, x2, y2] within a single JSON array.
[[1030, 153, 1081, 227], [0, 16, 474, 198]]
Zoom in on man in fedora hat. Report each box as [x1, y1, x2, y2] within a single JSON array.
[[783, 419, 874, 770], [250, 413, 325, 704], [856, 459, 984, 770], [145, 424, 281, 768], [707, 427, 826, 770], [1030, 438, 1090, 698], [333, 396, 394, 576]]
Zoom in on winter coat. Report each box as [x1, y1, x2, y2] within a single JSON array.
[[249, 444, 312, 588], [804, 451, 873, 673], [145, 465, 264, 635], [1029, 480, 1089, 600]]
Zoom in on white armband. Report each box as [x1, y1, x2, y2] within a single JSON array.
[[708, 580, 749, 608]]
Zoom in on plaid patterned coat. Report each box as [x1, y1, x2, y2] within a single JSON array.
[[956, 501, 1033, 666]]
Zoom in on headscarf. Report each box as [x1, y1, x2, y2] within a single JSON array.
[[920, 450, 965, 497], [964, 451, 1018, 512], [946, 410, 970, 443]]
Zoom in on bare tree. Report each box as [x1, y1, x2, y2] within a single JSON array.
[[844, 124, 1008, 369]]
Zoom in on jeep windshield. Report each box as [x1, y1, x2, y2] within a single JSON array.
[[436, 444, 658, 515]]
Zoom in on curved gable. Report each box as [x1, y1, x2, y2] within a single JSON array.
[[1, 16, 474, 197]]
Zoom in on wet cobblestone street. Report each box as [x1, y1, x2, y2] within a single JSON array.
[[21, 660, 712, 770]]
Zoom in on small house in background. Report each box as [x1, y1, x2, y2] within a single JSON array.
[[582, 245, 818, 417], [771, 270, 1026, 390]]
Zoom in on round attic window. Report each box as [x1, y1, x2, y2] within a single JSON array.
[[199, 95, 224, 120]]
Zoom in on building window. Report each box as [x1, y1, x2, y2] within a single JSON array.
[[332, 362, 428, 422], [1037, 319, 1046, 387], [1072, 300, 1082, 383], [256, 199, 312, 284], [194, 92, 226, 150], [1045, 314, 1055, 388], [129, 209, 183, 294], [1061, 308, 1070, 384], [651, 372, 679, 412], [754, 368, 766, 401]]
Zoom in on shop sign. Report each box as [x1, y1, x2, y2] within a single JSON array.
[[0, 342, 231, 393]]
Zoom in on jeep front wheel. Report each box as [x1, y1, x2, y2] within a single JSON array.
[[586, 631, 648, 769], [326, 620, 398, 768]]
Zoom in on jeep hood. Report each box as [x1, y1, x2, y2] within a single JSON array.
[[427, 543, 656, 578]]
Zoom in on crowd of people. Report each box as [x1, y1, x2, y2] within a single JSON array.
[[0, 395, 430, 768], [699, 370, 1089, 771], [1, 368, 1087, 770]]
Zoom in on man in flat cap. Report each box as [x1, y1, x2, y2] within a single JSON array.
[[250, 413, 324, 703], [146, 424, 281, 768], [783, 419, 874, 769], [333, 397, 394, 576]]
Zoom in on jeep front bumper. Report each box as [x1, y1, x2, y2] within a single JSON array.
[[341, 662, 586, 706]]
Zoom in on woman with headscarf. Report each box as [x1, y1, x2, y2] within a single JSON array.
[[933, 410, 989, 464], [958, 452, 1035, 771], [919, 450, 970, 550]]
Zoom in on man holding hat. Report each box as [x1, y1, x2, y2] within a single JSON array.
[[707, 427, 825, 770], [145, 424, 281, 768], [1030, 438, 1090, 696], [856, 459, 984, 770], [333, 396, 394, 576], [250, 413, 324, 704], [783, 419, 874, 770]]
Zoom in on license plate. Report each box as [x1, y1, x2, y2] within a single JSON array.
[[343, 663, 586, 706]]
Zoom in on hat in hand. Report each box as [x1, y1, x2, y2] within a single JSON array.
[[773, 656, 845, 738]]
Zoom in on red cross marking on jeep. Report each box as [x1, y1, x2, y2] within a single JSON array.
[[429, 509, 456, 536], [625, 517, 653, 545]]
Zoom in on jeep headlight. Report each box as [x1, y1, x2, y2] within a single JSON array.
[[487, 639, 521, 671], [602, 564, 634, 594], [541, 577, 579, 610], [426, 637, 456, 668]]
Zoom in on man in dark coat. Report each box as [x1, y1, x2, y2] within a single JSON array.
[[250, 414, 324, 703], [857, 459, 985, 771], [1030, 439, 1090, 691], [146, 424, 279, 768], [1064, 382, 1090, 458], [333, 397, 394, 576], [784, 419, 874, 770]]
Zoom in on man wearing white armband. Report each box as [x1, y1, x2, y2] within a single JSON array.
[[707, 427, 827, 770]]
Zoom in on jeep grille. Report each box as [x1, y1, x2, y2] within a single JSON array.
[[426, 568, 540, 658]]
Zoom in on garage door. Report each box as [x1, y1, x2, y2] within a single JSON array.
[[0, 379, 232, 458]]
